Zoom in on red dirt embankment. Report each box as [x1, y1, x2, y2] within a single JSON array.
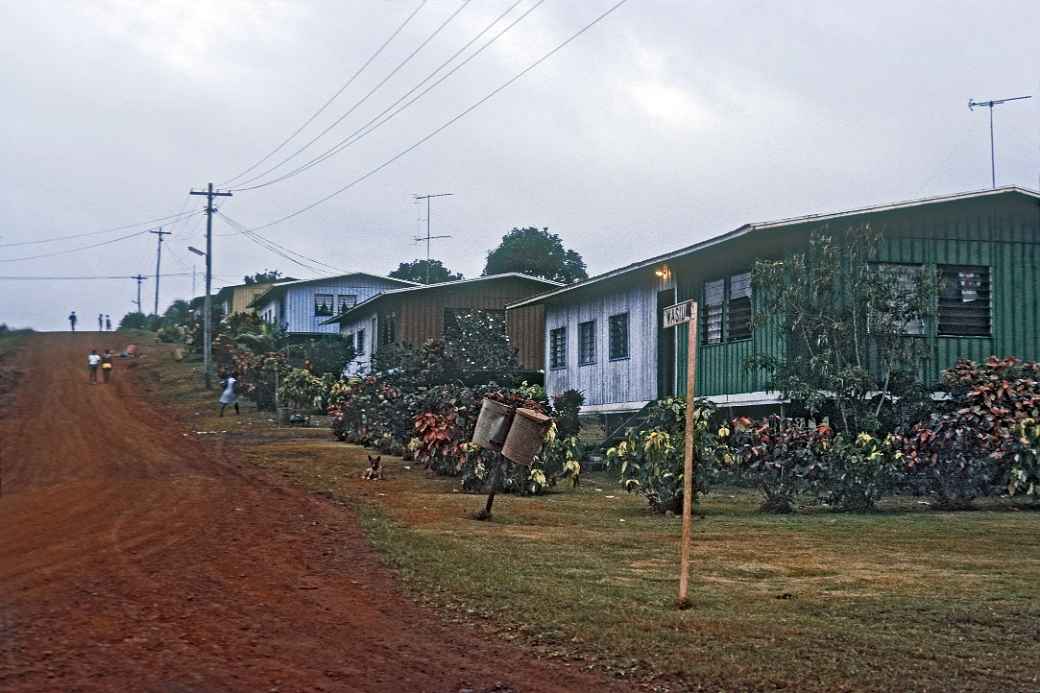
[[0, 334, 624, 692]]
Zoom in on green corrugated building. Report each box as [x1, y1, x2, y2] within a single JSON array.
[[509, 187, 1040, 424]]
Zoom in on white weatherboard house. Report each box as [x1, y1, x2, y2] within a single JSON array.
[[252, 273, 417, 335]]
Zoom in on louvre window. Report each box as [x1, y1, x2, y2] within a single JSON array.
[[314, 293, 335, 317], [355, 329, 365, 355], [727, 272, 753, 341], [578, 320, 596, 366], [702, 279, 725, 344], [550, 327, 567, 369], [871, 264, 926, 336], [609, 313, 630, 360], [939, 265, 990, 336]]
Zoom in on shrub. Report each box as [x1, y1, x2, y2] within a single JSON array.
[[901, 357, 1040, 508], [552, 389, 584, 438], [606, 398, 721, 514], [278, 367, 324, 412], [726, 415, 831, 513], [815, 432, 904, 512]]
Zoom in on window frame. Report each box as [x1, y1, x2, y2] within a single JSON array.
[[869, 262, 928, 337], [726, 271, 753, 342], [314, 293, 335, 317], [355, 328, 366, 355], [578, 320, 597, 366], [549, 326, 567, 370], [337, 294, 357, 313], [608, 312, 630, 361]]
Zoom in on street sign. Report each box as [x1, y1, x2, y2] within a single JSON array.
[[663, 299, 696, 329]]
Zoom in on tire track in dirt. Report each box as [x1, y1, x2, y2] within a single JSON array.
[[0, 334, 630, 692]]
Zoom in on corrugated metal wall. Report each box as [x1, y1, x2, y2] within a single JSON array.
[[674, 193, 1040, 397]]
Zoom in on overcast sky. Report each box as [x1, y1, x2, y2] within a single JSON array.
[[2, 0, 1038, 331]]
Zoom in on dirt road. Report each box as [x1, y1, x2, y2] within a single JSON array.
[[0, 334, 623, 692]]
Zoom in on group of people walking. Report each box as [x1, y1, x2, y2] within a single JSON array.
[[67, 311, 112, 332], [87, 349, 115, 384]]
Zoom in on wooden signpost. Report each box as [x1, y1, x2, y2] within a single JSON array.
[[664, 298, 698, 609]]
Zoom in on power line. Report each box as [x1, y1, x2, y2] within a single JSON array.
[[239, 0, 631, 233], [220, 0, 428, 186], [0, 209, 200, 248], [231, 0, 535, 192], [218, 211, 346, 275], [232, 0, 472, 188], [0, 272, 217, 281], [0, 228, 155, 263]]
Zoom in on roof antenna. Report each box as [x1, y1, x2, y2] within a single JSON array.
[[968, 95, 1032, 188]]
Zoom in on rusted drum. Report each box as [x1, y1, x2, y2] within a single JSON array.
[[472, 398, 515, 451], [502, 408, 552, 466]]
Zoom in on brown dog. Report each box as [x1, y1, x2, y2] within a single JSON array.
[[361, 455, 383, 480]]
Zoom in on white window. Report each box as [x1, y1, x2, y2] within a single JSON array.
[[338, 295, 357, 313], [314, 293, 335, 317]]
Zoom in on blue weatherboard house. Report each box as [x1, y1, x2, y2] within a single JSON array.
[[252, 273, 417, 336]]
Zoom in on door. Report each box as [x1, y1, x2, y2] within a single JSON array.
[[657, 288, 677, 398]]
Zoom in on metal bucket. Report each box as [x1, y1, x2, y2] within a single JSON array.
[[502, 408, 552, 466], [472, 398, 515, 451]]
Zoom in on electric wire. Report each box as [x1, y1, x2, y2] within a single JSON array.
[[0, 228, 157, 263], [218, 211, 345, 276], [0, 209, 201, 248], [232, 0, 472, 188], [239, 0, 631, 232], [231, 0, 535, 193], [0, 272, 232, 281], [219, 0, 426, 186]]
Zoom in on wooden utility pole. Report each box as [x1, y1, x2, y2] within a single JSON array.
[[150, 227, 172, 316], [132, 274, 146, 313], [190, 183, 232, 389], [662, 298, 699, 609]]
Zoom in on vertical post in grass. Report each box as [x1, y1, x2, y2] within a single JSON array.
[[663, 298, 698, 610]]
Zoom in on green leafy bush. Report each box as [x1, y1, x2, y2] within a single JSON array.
[[606, 398, 721, 514], [815, 432, 904, 512]]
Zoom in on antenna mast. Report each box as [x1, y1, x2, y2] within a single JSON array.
[[968, 95, 1032, 188], [412, 193, 453, 283]]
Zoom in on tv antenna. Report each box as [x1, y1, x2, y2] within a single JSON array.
[[968, 95, 1032, 188], [412, 193, 453, 283]]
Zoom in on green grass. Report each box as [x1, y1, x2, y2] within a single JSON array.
[[149, 349, 1040, 692]]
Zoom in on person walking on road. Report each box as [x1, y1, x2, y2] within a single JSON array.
[[98, 313, 104, 331], [87, 349, 101, 384], [105, 314, 112, 331], [100, 349, 114, 383], [219, 372, 240, 417], [69, 311, 78, 332]]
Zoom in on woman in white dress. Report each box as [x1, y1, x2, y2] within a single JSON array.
[[219, 372, 240, 417]]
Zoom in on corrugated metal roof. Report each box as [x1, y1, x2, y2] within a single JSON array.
[[508, 186, 1040, 309], [250, 272, 418, 308], [321, 272, 562, 325]]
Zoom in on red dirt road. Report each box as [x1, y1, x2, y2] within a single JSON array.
[[0, 334, 624, 692]]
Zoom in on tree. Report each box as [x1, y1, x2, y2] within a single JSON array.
[[747, 226, 937, 434], [163, 299, 191, 326], [118, 312, 148, 330], [389, 259, 462, 284], [243, 269, 283, 285], [483, 227, 587, 284]]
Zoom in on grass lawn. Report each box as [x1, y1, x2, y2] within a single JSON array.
[[148, 346, 1040, 692]]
